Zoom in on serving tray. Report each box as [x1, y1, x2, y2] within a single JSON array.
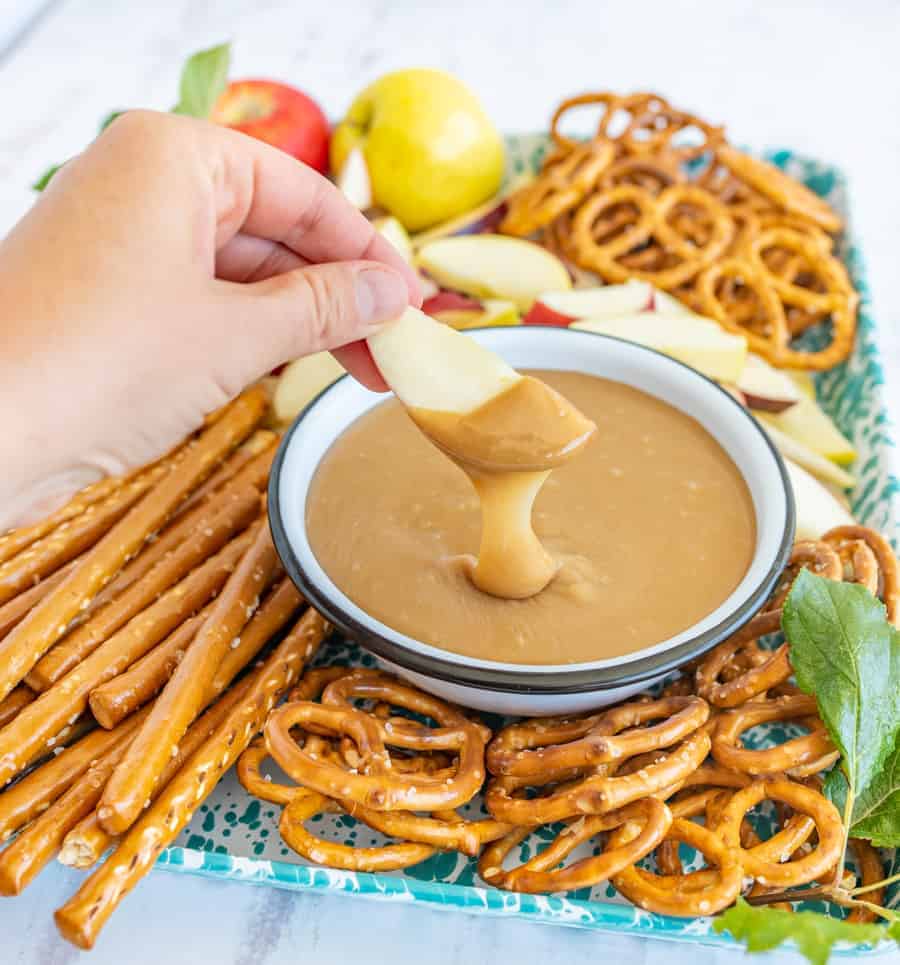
[[156, 136, 900, 953]]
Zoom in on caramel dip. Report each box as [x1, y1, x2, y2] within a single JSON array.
[[307, 370, 756, 665]]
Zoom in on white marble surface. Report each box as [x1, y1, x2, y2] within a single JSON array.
[[0, 1, 898, 962]]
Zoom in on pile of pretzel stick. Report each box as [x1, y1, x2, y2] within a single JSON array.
[[0, 387, 332, 948], [499, 91, 859, 371], [238, 527, 897, 920]]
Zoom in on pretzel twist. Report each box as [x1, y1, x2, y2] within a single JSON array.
[[610, 818, 743, 916], [712, 778, 844, 888], [822, 525, 899, 626], [478, 798, 672, 892], [712, 694, 837, 776], [486, 695, 708, 778]]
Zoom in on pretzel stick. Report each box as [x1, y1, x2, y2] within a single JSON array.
[[0, 465, 169, 607], [0, 559, 81, 641], [45, 438, 276, 658], [0, 387, 267, 704], [91, 578, 302, 729], [99, 522, 280, 833], [26, 485, 260, 691], [0, 710, 150, 842], [59, 678, 253, 870], [0, 679, 253, 894], [0, 475, 122, 566], [0, 685, 34, 728], [0, 531, 254, 788], [55, 607, 329, 949], [88, 608, 209, 729], [178, 430, 276, 514]]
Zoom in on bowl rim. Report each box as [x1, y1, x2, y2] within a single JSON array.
[[268, 327, 795, 695]]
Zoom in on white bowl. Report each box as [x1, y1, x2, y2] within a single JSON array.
[[269, 327, 794, 715]]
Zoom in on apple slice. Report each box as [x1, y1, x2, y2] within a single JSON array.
[[571, 314, 748, 383], [737, 354, 802, 413], [372, 215, 413, 264], [787, 370, 816, 401], [336, 147, 373, 211], [409, 176, 530, 249], [416, 235, 571, 311], [757, 420, 855, 489], [432, 299, 521, 331], [367, 306, 520, 415], [757, 396, 856, 466], [651, 289, 699, 317], [422, 291, 485, 316], [785, 459, 855, 540], [523, 281, 653, 326], [272, 352, 345, 425]]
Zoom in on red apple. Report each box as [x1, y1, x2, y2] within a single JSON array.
[[212, 79, 330, 173]]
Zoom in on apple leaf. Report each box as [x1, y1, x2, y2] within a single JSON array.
[[171, 42, 231, 119], [782, 570, 900, 816], [826, 739, 900, 845], [714, 899, 897, 965]]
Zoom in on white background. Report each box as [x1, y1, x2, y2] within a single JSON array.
[[0, 2, 898, 963]]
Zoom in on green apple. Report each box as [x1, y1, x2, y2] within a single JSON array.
[[331, 69, 505, 232]]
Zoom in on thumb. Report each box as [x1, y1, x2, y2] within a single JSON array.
[[219, 260, 410, 383]]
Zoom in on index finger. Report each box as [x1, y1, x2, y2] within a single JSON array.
[[209, 123, 421, 304]]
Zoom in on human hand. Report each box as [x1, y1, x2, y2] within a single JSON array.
[[0, 110, 420, 526]]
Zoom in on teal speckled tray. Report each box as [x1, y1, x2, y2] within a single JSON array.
[[157, 137, 900, 954]]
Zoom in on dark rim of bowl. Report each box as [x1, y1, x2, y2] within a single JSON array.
[[268, 327, 796, 695]]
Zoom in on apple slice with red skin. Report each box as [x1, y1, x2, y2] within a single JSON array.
[[422, 292, 485, 316], [212, 79, 330, 172], [737, 354, 802, 413], [524, 282, 654, 326]]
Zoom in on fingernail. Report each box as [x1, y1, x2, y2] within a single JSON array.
[[354, 267, 408, 328]]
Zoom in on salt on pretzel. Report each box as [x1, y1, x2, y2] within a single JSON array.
[[713, 778, 844, 888], [478, 797, 671, 893], [0, 388, 267, 706], [486, 695, 708, 778], [485, 730, 710, 825], [822, 525, 899, 626], [610, 817, 743, 916], [279, 791, 436, 871], [0, 531, 254, 789], [712, 694, 837, 777], [54, 606, 329, 950], [28, 485, 260, 691], [98, 521, 280, 835]]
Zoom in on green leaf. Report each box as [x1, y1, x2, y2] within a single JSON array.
[[32, 163, 62, 191], [98, 110, 124, 132], [171, 42, 231, 119], [827, 739, 900, 845], [782, 570, 900, 809], [714, 899, 894, 965]]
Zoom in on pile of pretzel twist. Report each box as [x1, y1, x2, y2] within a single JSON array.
[[247, 524, 898, 917], [499, 91, 859, 371]]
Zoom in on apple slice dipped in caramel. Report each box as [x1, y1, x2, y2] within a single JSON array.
[[367, 308, 595, 599]]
